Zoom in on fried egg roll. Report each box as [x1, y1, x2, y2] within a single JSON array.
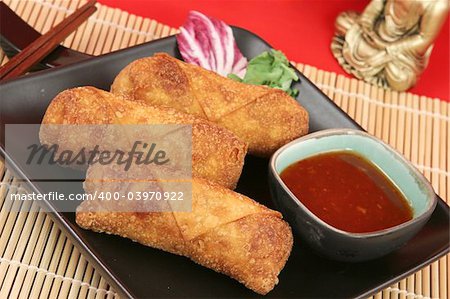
[[40, 86, 247, 189], [76, 162, 293, 295], [111, 53, 309, 157]]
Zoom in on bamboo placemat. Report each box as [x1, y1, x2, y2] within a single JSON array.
[[0, 0, 448, 298]]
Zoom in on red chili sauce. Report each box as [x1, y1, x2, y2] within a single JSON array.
[[280, 151, 413, 233]]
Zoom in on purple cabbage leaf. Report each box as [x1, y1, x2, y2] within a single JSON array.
[[176, 11, 247, 78]]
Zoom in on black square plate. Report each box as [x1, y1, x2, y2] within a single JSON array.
[[0, 27, 449, 298]]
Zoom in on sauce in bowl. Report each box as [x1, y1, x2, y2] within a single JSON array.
[[280, 150, 413, 233]]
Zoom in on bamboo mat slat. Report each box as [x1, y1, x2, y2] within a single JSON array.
[[0, 0, 448, 298]]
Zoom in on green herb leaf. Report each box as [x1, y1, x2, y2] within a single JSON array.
[[228, 49, 299, 97]]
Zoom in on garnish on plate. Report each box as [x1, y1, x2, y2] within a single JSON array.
[[229, 50, 299, 97], [176, 10, 247, 77], [177, 11, 299, 97]]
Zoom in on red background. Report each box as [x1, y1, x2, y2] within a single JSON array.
[[99, 0, 449, 101]]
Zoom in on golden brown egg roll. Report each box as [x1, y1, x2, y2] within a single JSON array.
[[40, 86, 247, 189], [76, 162, 293, 295], [111, 53, 309, 157]]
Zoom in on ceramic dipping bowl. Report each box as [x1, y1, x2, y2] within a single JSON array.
[[269, 129, 437, 262]]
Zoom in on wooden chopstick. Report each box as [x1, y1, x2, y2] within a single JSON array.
[[0, 0, 97, 81]]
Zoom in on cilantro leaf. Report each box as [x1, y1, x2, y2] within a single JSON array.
[[229, 50, 299, 97]]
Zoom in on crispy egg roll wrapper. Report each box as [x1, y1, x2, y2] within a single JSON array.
[[111, 53, 309, 157], [77, 163, 293, 295], [40, 86, 247, 189]]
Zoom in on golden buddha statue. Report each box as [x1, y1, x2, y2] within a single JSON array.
[[332, 0, 449, 91]]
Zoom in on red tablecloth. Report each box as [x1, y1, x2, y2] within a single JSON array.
[[99, 0, 449, 101]]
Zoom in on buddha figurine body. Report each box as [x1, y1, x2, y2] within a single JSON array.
[[332, 0, 448, 91]]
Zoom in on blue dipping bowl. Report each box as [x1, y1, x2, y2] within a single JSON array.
[[269, 129, 437, 262]]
